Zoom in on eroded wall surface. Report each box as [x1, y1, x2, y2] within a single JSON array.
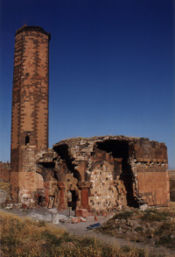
[[137, 171, 169, 205], [0, 162, 11, 204], [37, 136, 169, 213], [169, 170, 175, 201], [0, 162, 10, 183], [130, 139, 169, 206]]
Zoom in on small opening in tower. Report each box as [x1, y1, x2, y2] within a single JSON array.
[[25, 135, 30, 145]]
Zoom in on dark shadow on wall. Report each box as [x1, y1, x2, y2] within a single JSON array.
[[71, 190, 78, 210], [54, 144, 81, 181], [96, 140, 139, 207]]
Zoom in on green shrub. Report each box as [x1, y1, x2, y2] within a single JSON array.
[[135, 226, 143, 232], [156, 235, 175, 249], [113, 211, 133, 220], [141, 209, 169, 222], [121, 245, 131, 252]]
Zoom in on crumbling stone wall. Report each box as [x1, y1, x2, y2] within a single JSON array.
[[129, 140, 169, 206], [37, 136, 169, 213], [0, 162, 11, 205], [169, 170, 175, 201], [88, 156, 118, 211], [0, 162, 10, 183]]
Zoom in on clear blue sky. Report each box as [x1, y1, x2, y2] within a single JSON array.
[[0, 0, 174, 168]]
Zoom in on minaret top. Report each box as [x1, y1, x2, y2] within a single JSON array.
[[15, 25, 51, 40]]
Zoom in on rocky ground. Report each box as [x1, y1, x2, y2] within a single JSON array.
[[97, 205, 175, 255], [1, 204, 175, 256]]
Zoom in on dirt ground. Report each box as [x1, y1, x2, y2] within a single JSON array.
[[58, 216, 175, 257], [1, 206, 175, 257]]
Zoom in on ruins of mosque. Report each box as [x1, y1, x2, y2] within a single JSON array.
[[2, 25, 170, 212], [36, 136, 170, 214]]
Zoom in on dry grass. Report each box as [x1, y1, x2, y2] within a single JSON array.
[[0, 182, 10, 193], [99, 204, 175, 250], [0, 210, 163, 257], [0, 182, 11, 204], [168, 201, 175, 209]]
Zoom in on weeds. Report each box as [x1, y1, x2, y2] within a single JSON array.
[[0, 210, 159, 257], [113, 210, 133, 220], [156, 235, 175, 249], [140, 209, 169, 222], [135, 226, 143, 232], [99, 207, 175, 250]]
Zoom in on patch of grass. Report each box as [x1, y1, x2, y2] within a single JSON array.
[[99, 206, 175, 251], [0, 182, 10, 192], [140, 209, 169, 222], [156, 235, 175, 249], [155, 222, 171, 235], [0, 211, 65, 257], [121, 245, 131, 252], [37, 220, 46, 227], [0, 182, 11, 203], [0, 210, 160, 257], [113, 210, 133, 220], [135, 226, 143, 232]]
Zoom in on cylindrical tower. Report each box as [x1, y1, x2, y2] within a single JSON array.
[[10, 25, 50, 201]]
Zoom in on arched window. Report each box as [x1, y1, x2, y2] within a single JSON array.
[[25, 135, 30, 145]]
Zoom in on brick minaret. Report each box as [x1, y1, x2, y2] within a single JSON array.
[[10, 25, 50, 201]]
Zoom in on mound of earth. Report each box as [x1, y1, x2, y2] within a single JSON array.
[[98, 207, 175, 249]]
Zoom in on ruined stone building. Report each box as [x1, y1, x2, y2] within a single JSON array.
[[37, 136, 169, 214], [8, 25, 170, 213]]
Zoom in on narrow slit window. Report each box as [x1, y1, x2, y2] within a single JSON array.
[[25, 135, 30, 145]]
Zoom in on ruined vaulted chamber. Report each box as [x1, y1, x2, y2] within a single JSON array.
[[37, 136, 170, 213]]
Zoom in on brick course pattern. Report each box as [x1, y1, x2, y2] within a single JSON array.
[[10, 25, 50, 201]]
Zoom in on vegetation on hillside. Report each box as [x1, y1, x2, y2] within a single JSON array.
[[0, 210, 167, 257], [98, 205, 175, 250]]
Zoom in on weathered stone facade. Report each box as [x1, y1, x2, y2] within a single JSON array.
[[8, 26, 170, 212], [10, 25, 50, 201], [0, 162, 11, 205], [0, 162, 10, 183], [37, 136, 169, 214], [169, 170, 175, 201]]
